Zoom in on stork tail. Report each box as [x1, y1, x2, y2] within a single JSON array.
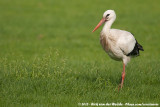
[[137, 42, 144, 51], [127, 40, 144, 57]]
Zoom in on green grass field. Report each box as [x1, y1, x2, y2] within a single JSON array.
[[0, 0, 160, 106]]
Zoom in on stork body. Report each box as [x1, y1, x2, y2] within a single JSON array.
[[92, 10, 144, 90]]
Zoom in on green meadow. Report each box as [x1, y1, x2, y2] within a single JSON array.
[[0, 0, 160, 106]]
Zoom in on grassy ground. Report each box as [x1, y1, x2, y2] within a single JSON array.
[[0, 0, 160, 106]]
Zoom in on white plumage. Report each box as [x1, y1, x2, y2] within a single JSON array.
[[109, 29, 136, 65], [92, 10, 144, 90]]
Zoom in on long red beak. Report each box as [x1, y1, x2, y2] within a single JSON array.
[[92, 18, 106, 32]]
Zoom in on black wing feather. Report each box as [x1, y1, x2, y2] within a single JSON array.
[[127, 40, 144, 57]]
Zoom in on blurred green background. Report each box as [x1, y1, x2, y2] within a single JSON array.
[[0, 0, 160, 106]]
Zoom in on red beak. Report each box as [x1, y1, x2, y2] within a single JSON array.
[[92, 18, 106, 32]]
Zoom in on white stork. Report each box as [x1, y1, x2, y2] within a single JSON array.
[[92, 10, 144, 90]]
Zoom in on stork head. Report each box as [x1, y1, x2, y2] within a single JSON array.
[[92, 10, 116, 32]]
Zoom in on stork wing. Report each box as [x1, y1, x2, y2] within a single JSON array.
[[110, 29, 136, 55]]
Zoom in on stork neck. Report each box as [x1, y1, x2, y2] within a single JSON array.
[[102, 19, 115, 34]]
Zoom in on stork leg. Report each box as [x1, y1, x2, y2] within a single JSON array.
[[118, 63, 125, 91]]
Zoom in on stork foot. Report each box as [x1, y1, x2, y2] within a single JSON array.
[[118, 71, 125, 91]]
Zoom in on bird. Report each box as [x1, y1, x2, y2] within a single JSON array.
[[92, 10, 144, 90]]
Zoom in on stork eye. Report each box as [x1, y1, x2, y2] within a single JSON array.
[[106, 14, 110, 17]]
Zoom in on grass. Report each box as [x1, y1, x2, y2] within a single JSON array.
[[0, 0, 160, 106]]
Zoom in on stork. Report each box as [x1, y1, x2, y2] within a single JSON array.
[[92, 10, 144, 90]]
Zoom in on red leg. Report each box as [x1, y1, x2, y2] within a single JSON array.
[[121, 63, 125, 88], [118, 63, 125, 91]]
